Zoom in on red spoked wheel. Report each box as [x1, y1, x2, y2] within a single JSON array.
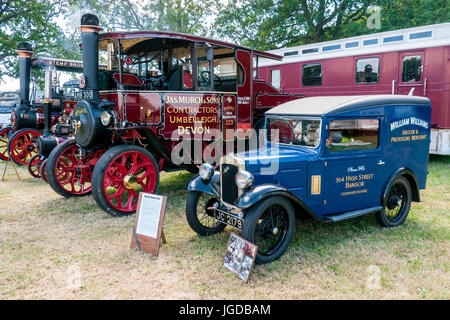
[[46, 139, 101, 197], [92, 145, 159, 217], [269, 120, 295, 144], [40, 158, 48, 182], [0, 126, 12, 161], [7, 128, 42, 166], [27, 154, 42, 178]]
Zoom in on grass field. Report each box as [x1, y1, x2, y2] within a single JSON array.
[[0, 156, 448, 299]]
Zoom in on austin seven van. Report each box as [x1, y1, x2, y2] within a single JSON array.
[[186, 95, 432, 264]]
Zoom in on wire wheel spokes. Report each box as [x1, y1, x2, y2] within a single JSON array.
[[9, 130, 42, 165], [104, 151, 157, 212], [254, 205, 289, 256], [385, 183, 407, 222], [0, 127, 11, 161], [27, 154, 42, 178], [197, 194, 221, 229], [55, 144, 91, 194]]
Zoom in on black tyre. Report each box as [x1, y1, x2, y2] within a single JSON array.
[[376, 176, 412, 227], [242, 196, 295, 264], [185, 191, 226, 236], [91, 144, 159, 217], [40, 158, 48, 182]]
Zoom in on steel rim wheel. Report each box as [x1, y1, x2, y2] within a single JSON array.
[[40, 158, 48, 182], [54, 143, 92, 195], [196, 194, 222, 229], [269, 120, 295, 143], [254, 204, 290, 257], [8, 129, 42, 165], [385, 182, 408, 223], [0, 127, 12, 161], [103, 150, 158, 213], [27, 154, 42, 178]]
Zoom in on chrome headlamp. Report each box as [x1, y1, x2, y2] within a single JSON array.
[[100, 111, 112, 126], [235, 170, 254, 190], [199, 163, 215, 181]]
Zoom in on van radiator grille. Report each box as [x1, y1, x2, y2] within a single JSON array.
[[221, 163, 239, 205]]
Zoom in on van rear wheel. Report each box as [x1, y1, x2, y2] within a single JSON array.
[[242, 196, 295, 264], [376, 176, 412, 227]]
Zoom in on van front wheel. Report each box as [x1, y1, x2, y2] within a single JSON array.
[[242, 196, 295, 264]]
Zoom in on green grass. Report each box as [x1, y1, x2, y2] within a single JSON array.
[[0, 156, 448, 299]]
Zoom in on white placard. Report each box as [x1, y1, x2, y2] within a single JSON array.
[[135, 193, 164, 239]]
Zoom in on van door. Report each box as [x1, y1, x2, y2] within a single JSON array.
[[397, 52, 425, 97], [323, 118, 383, 215]]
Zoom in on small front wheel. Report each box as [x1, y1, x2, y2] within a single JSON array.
[[27, 154, 42, 178], [91, 144, 159, 217], [40, 158, 48, 182], [376, 176, 412, 227], [242, 196, 295, 264], [185, 191, 226, 236]]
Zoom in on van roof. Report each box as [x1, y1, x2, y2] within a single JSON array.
[[265, 95, 431, 116]]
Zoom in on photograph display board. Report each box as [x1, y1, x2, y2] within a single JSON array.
[[224, 233, 258, 282]]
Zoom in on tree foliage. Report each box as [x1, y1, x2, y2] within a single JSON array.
[[0, 0, 68, 81], [213, 0, 449, 50], [67, 0, 218, 34]]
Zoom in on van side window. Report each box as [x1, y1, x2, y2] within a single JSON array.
[[355, 57, 379, 83], [271, 69, 281, 88], [302, 63, 322, 86], [402, 55, 422, 82], [327, 119, 379, 152]]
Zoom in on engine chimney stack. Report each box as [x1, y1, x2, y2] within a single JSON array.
[[80, 14, 102, 100], [16, 42, 34, 106]]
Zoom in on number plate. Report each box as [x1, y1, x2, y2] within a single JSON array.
[[82, 90, 94, 100], [212, 208, 243, 230]]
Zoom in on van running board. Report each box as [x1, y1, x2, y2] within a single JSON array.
[[324, 206, 383, 222]]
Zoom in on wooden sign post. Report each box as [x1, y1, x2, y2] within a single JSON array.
[[1, 158, 21, 182], [130, 192, 167, 256]]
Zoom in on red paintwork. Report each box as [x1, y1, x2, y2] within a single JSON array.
[[113, 73, 143, 86], [0, 126, 12, 161], [258, 45, 450, 129], [63, 100, 77, 115], [236, 49, 253, 130], [99, 31, 282, 61]]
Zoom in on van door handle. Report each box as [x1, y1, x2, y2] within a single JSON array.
[[377, 160, 385, 166]]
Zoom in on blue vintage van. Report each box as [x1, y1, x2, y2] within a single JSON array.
[[186, 95, 432, 264]]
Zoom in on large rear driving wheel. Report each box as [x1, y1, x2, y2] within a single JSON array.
[[7, 128, 42, 166], [92, 145, 159, 217], [0, 126, 12, 161]]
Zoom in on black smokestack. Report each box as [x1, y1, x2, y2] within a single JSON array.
[[80, 13, 101, 99], [16, 42, 33, 106]]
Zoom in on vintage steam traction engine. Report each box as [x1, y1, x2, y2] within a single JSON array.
[[25, 58, 82, 180], [0, 43, 78, 172], [0, 42, 42, 165], [45, 14, 303, 216]]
